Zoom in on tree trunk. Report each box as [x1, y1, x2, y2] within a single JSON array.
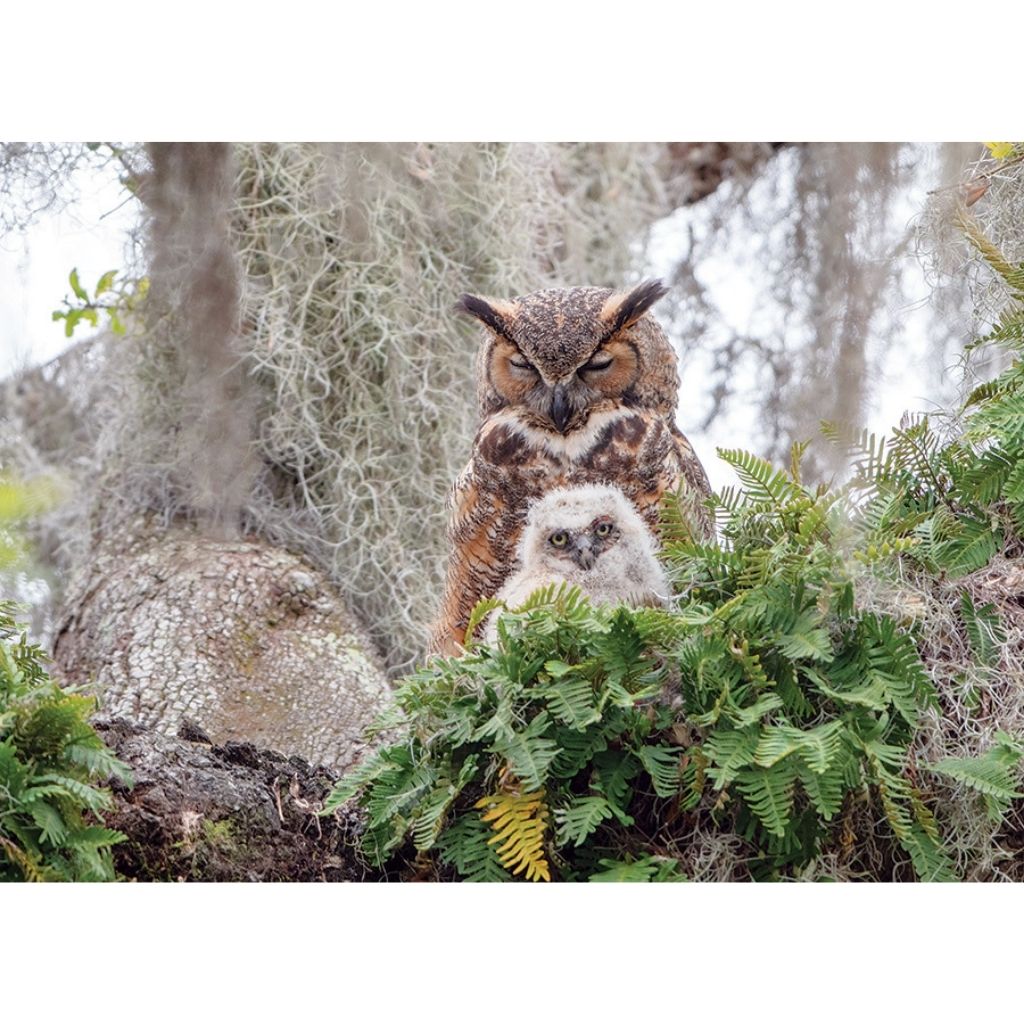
[[54, 526, 392, 771], [95, 717, 384, 882]]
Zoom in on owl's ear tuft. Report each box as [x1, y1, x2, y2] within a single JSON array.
[[601, 279, 670, 335], [455, 294, 515, 338]]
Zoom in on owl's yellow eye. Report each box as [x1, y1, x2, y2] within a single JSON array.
[[549, 531, 569, 547], [594, 520, 613, 537]]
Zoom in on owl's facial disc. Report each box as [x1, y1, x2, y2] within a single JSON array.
[[508, 353, 536, 374], [571, 535, 597, 571]]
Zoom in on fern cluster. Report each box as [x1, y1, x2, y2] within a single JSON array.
[[1, 603, 131, 881], [323, 212, 1024, 882], [326, 443, 1020, 880], [824, 211, 1024, 585], [325, 586, 692, 881]]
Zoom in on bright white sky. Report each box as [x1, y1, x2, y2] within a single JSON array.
[[646, 144, 967, 492], [0, 163, 139, 377]]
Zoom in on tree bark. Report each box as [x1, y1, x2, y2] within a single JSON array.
[[55, 526, 392, 772], [95, 717, 384, 882]]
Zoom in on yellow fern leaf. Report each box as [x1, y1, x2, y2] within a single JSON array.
[[474, 788, 551, 882]]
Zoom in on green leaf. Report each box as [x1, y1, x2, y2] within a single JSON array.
[[796, 760, 847, 820], [592, 749, 639, 824], [725, 692, 784, 728], [588, 856, 687, 882], [554, 795, 615, 846], [635, 745, 683, 798], [437, 813, 508, 882], [69, 267, 88, 301], [704, 728, 759, 790], [735, 762, 797, 839], [32, 773, 111, 813], [492, 713, 558, 791], [543, 675, 600, 729], [927, 754, 1023, 822], [717, 448, 801, 508], [465, 596, 502, 646], [65, 742, 134, 786], [29, 801, 67, 846], [67, 826, 126, 848], [95, 269, 118, 295]]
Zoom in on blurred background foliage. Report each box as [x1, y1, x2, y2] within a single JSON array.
[[0, 141, 1005, 674]]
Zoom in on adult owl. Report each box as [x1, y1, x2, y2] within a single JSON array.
[[483, 484, 670, 644], [432, 279, 711, 654]]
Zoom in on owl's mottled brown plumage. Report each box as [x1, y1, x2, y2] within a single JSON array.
[[432, 280, 711, 654]]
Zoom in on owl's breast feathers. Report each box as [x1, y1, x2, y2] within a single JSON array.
[[432, 407, 711, 653]]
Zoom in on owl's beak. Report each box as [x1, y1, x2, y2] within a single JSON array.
[[550, 384, 571, 433]]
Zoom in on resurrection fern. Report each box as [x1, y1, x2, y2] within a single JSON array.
[[325, 385, 1024, 880], [822, 213, 1024, 583], [475, 785, 551, 882], [323, 444, 1001, 882], [317, 159, 1024, 882], [1, 603, 131, 881], [927, 733, 1024, 824]]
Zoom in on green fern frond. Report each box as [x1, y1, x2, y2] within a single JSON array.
[[464, 597, 503, 646], [704, 728, 760, 790], [927, 752, 1023, 823], [28, 801, 67, 846], [492, 713, 559, 791], [795, 760, 847, 820], [724, 692, 784, 728], [588, 855, 688, 882], [541, 667, 600, 729], [754, 721, 844, 774], [735, 763, 797, 839], [437, 812, 509, 882], [554, 795, 615, 846], [935, 515, 1001, 577], [635, 745, 683, 798], [64, 742, 134, 787], [66, 826, 127, 848], [774, 608, 833, 664], [592, 750, 639, 824], [717, 448, 801, 508], [31, 773, 112, 814]]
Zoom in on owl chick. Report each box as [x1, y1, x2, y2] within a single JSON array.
[[432, 279, 711, 654], [483, 484, 670, 644]]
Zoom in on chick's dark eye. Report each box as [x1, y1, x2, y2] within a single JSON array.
[[549, 531, 568, 548], [594, 521, 613, 537]]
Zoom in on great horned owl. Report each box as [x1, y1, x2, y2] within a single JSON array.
[[432, 279, 711, 655], [483, 484, 670, 644]]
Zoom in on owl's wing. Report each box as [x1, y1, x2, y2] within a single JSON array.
[[668, 424, 714, 537], [608, 416, 713, 541], [672, 425, 712, 492], [430, 458, 516, 654]]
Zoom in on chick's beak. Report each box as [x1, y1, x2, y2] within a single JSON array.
[[550, 384, 571, 434], [572, 540, 596, 571]]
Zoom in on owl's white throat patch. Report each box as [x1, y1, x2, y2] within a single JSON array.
[[492, 407, 631, 462]]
